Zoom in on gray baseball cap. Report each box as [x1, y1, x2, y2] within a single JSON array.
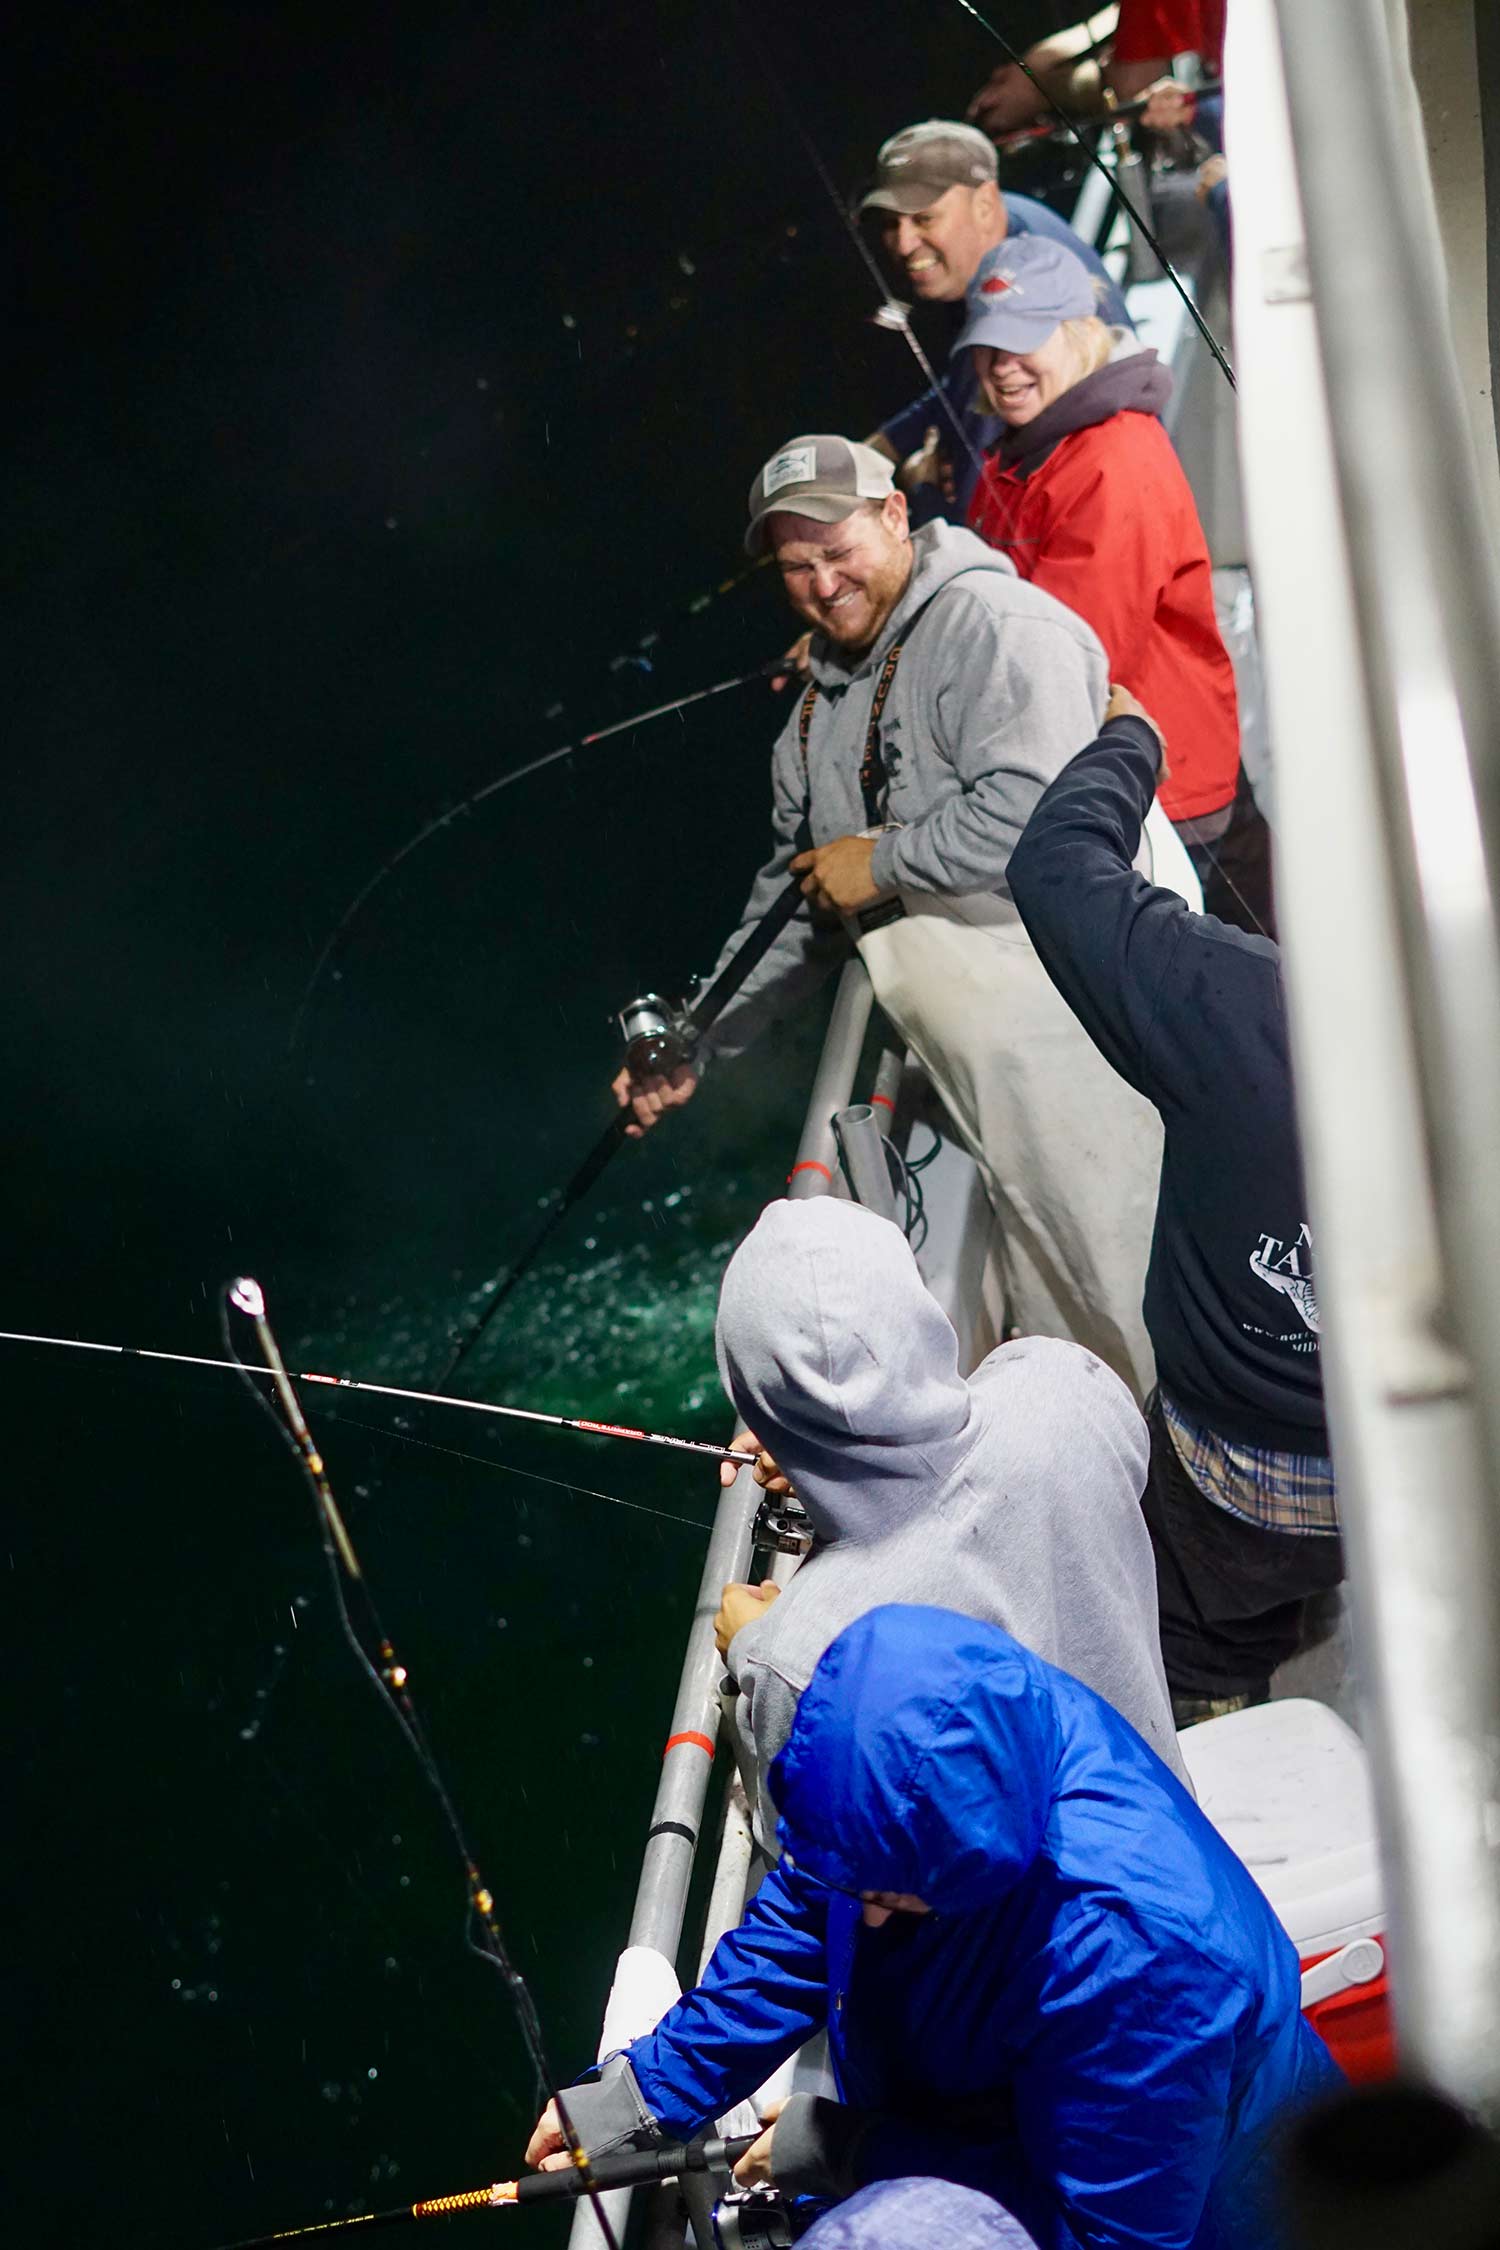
[[860, 119, 998, 216], [745, 436, 896, 557], [954, 238, 1100, 355]]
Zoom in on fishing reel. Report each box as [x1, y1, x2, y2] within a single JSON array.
[[616, 990, 697, 1079], [754, 1490, 814, 1558], [712, 2185, 812, 2248]]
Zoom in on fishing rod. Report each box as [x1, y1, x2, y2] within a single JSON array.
[[0, 1325, 759, 1469], [726, 0, 994, 500], [290, 658, 784, 1053], [993, 76, 1225, 148], [952, 0, 1236, 391], [219, 1277, 623, 2250], [435, 823, 813, 1386], [210, 2133, 758, 2247]]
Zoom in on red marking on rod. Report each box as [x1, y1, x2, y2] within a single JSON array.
[[787, 1159, 832, 1183], [664, 1731, 715, 1759], [575, 1419, 647, 1440], [869, 1093, 895, 1112], [303, 1372, 341, 1385]]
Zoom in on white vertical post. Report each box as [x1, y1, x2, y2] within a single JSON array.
[[1227, 0, 1500, 2114]]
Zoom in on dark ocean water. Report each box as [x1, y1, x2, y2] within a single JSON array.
[[8, 5, 1063, 2242]]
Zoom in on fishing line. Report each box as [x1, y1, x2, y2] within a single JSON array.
[[315, 1407, 715, 1534], [939, 10, 1261, 936], [289, 659, 781, 1052], [725, 0, 994, 500], [951, 0, 1236, 391], [221, 1278, 622, 2250]]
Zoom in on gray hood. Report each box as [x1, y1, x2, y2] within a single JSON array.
[[808, 521, 1018, 692], [715, 1197, 977, 1541], [717, 1197, 1187, 1795]]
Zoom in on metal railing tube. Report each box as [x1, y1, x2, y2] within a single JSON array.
[[785, 959, 874, 1199], [1230, 0, 1500, 2114], [568, 958, 876, 2247]]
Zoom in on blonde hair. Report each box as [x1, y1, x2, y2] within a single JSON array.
[[1058, 314, 1114, 384]]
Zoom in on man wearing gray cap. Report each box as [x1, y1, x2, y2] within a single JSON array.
[[610, 435, 1172, 1398], [861, 120, 1130, 523]]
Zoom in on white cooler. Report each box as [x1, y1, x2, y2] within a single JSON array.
[[1178, 1697, 1395, 2079]]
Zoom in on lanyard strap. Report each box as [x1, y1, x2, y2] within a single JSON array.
[[797, 641, 906, 828]]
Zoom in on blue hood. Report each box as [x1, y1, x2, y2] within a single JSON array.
[[769, 1605, 1061, 1915], [628, 1604, 1341, 2250]]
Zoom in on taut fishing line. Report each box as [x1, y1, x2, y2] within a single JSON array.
[[725, 0, 994, 501], [289, 658, 782, 1051], [220, 1277, 622, 2250], [315, 1407, 715, 1533]]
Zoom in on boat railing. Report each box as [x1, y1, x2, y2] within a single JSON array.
[[565, 957, 882, 2249]]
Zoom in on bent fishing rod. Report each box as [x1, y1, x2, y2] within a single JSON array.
[[290, 657, 783, 1052], [211, 2132, 758, 2247], [435, 818, 813, 1386], [0, 1324, 758, 1469], [217, 1278, 623, 2250]]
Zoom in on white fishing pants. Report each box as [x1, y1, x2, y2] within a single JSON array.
[[856, 894, 1165, 1402]]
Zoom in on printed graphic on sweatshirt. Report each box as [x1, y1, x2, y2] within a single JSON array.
[[1249, 1224, 1320, 1335]]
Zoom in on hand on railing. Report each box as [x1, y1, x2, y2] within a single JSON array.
[[714, 1581, 783, 1659]]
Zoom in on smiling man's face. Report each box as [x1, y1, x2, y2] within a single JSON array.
[[771, 494, 914, 655], [879, 182, 1007, 304]]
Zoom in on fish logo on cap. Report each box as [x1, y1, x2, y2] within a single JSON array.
[[981, 272, 1020, 296]]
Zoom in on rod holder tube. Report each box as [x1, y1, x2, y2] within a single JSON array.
[[833, 1104, 898, 1221]]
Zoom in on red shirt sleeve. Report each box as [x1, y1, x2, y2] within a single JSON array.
[[1112, 0, 1225, 67]]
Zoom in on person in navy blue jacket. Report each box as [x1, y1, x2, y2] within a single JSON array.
[[527, 1607, 1338, 2248], [1004, 689, 1342, 1721]]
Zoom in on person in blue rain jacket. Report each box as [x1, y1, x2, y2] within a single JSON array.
[[528, 1606, 1340, 2250]]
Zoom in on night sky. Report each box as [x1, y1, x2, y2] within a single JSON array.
[[10, 5, 1069, 2243]]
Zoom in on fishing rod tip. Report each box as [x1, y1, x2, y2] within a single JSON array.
[[228, 1277, 267, 1319]]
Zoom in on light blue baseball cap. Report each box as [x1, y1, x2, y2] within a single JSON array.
[[954, 237, 1100, 356]]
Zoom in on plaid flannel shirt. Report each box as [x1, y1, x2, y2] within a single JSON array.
[[1161, 1391, 1339, 1536]]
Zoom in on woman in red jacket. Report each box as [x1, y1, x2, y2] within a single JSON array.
[[960, 235, 1271, 933]]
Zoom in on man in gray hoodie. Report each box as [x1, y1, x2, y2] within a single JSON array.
[[613, 434, 1171, 1394], [713, 1196, 1187, 1822]]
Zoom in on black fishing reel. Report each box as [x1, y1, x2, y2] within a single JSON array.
[[616, 990, 697, 1079], [754, 1491, 814, 1557], [713, 2186, 812, 2248]]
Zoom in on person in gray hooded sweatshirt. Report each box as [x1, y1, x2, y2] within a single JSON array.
[[711, 1196, 1187, 1827], [611, 436, 1186, 1398]]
